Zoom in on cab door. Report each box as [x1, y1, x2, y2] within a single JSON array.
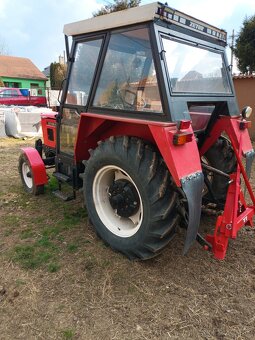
[[56, 36, 104, 176]]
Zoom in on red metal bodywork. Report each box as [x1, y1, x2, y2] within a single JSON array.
[[41, 112, 57, 149], [200, 116, 255, 259], [21, 147, 48, 186], [200, 116, 253, 156], [75, 112, 202, 187]]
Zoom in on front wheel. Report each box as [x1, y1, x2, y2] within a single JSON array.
[[83, 137, 179, 260], [18, 153, 44, 195]]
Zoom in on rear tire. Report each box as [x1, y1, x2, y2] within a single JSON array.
[[83, 136, 179, 260], [203, 136, 236, 204], [18, 153, 44, 195]]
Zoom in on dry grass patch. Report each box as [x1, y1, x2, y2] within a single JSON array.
[[0, 137, 255, 339]]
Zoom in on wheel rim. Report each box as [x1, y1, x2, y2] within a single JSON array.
[[22, 162, 33, 189], [92, 165, 143, 238]]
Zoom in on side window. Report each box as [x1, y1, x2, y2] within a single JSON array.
[[66, 38, 103, 106], [1, 90, 16, 97], [93, 28, 163, 113], [11, 90, 19, 96]]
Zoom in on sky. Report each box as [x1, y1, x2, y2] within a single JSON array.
[[0, 0, 255, 73]]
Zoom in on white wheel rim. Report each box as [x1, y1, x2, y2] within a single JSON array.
[[22, 162, 33, 189], [92, 165, 143, 238]]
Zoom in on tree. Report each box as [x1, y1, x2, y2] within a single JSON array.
[[234, 15, 255, 73], [50, 62, 67, 90], [0, 77, 4, 87], [93, 0, 141, 17], [0, 35, 9, 55]]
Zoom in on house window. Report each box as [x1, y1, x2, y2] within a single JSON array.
[[93, 27, 163, 113], [3, 82, 21, 88]]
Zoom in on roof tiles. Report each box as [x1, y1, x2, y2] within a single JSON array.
[[0, 55, 47, 81]]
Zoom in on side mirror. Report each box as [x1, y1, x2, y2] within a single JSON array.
[[241, 106, 252, 119]]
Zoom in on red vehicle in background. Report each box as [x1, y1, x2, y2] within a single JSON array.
[[0, 88, 47, 106]]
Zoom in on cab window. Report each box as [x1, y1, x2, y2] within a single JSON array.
[[66, 38, 103, 106], [93, 27, 163, 113]]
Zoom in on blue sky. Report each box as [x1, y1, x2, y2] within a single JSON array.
[[0, 0, 255, 72]]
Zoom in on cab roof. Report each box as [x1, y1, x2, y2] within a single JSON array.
[[63, 2, 227, 44]]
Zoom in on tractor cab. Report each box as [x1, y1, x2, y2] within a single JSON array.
[[20, 2, 255, 261], [62, 2, 236, 131]]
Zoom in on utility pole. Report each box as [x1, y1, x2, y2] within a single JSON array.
[[228, 29, 238, 74]]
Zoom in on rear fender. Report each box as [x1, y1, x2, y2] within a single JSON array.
[[76, 114, 204, 253], [149, 124, 204, 253], [148, 125, 202, 186], [200, 116, 253, 156], [200, 116, 254, 178], [21, 147, 48, 186]]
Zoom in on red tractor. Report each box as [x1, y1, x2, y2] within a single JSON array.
[[19, 2, 255, 260]]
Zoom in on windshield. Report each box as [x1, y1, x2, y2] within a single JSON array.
[[162, 37, 231, 95]]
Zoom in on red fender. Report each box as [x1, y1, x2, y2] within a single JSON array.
[[199, 116, 253, 156], [21, 147, 48, 185], [76, 113, 202, 186], [149, 124, 202, 186]]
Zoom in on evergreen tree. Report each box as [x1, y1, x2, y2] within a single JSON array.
[[93, 0, 141, 17], [50, 62, 67, 90], [234, 15, 255, 73]]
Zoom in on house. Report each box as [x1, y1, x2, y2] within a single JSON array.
[[0, 55, 47, 95], [233, 73, 255, 140]]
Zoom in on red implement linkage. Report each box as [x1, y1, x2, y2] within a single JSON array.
[[202, 117, 255, 260]]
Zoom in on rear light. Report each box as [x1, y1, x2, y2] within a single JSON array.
[[177, 120, 191, 130], [173, 132, 193, 145], [239, 120, 251, 130], [173, 119, 193, 145]]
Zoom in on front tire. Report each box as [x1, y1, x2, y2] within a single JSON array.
[[18, 153, 44, 195], [83, 137, 179, 260]]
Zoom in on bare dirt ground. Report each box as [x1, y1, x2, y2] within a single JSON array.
[[1, 137, 255, 340]]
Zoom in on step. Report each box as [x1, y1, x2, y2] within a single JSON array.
[[53, 190, 74, 201], [53, 172, 71, 183]]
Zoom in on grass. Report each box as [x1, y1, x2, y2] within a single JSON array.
[[1, 140, 86, 274], [3, 215, 21, 227], [7, 185, 88, 272], [62, 329, 75, 340], [46, 175, 59, 192], [20, 228, 35, 239], [67, 243, 78, 253], [48, 262, 60, 273], [12, 244, 54, 270]]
